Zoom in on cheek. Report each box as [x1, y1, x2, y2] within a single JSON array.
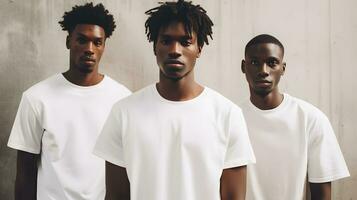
[[96, 48, 105, 56]]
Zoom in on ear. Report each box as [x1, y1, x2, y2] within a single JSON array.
[[241, 60, 246, 73], [196, 46, 202, 58], [66, 35, 70, 49], [153, 43, 157, 56], [281, 62, 286, 75]]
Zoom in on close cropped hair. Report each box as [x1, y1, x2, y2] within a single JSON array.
[[245, 34, 285, 56]]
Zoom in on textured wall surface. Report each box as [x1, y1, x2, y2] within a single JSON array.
[[0, 0, 356, 199]]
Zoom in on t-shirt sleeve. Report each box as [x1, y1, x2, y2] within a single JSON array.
[[307, 113, 350, 183], [7, 93, 43, 154], [93, 104, 126, 167], [223, 106, 256, 169]]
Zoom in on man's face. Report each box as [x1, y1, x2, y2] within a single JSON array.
[[67, 24, 106, 74], [242, 43, 285, 96], [155, 22, 201, 81]]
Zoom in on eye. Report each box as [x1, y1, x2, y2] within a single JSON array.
[[267, 59, 278, 67], [77, 37, 87, 44], [94, 40, 103, 47], [160, 39, 171, 45], [180, 40, 192, 47], [250, 60, 259, 66]]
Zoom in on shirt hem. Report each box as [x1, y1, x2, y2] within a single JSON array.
[[308, 171, 350, 183], [223, 158, 256, 169], [92, 149, 126, 168], [7, 142, 40, 154]]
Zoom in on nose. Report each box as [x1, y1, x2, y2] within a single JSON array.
[[168, 42, 182, 58], [258, 63, 269, 77], [84, 42, 94, 55]]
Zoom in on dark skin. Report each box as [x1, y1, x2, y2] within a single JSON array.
[[105, 22, 247, 200], [241, 42, 331, 199], [155, 21, 203, 101], [105, 162, 130, 200], [63, 24, 106, 86], [14, 151, 39, 200], [15, 24, 108, 199], [220, 166, 247, 200], [310, 182, 331, 200]]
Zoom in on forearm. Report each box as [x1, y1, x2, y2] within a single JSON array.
[[105, 193, 130, 200], [15, 175, 37, 200], [15, 151, 39, 200], [310, 182, 331, 200], [220, 191, 245, 200], [220, 166, 247, 200], [105, 162, 130, 200]]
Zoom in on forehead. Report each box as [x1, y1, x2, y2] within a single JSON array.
[[158, 22, 196, 38], [71, 24, 105, 38], [246, 43, 283, 59]]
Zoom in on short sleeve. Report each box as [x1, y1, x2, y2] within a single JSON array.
[[7, 93, 43, 154], [224, 106, 256, 169], [307, 113, 350, 183], [93, 103, 126, 167]]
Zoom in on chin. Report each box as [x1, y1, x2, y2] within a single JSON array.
[[253, 88, 272, 97], [78, 67, 94, 74], [164, 74, 184, 81]]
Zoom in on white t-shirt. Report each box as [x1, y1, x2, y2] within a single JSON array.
[[240, 93, 350, 200], [8, 74, 131, 200], [94, 84, 256, 200]]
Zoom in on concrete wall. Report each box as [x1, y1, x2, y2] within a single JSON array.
[[0, 0, 356, 199]]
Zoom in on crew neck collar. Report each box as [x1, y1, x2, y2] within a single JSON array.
[[152, 84, 207, 104], [60, 73, 107, 90], [248, 93, 289, 114]]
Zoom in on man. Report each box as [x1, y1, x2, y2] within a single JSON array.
[[93, 0, 256, 199], [7, 3, 131, 200], [240, 34, 350, 200]]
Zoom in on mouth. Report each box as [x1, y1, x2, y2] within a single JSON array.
[[80, 56, 96, 64], [254, 79, 272, 87], [164, 59, 184, 67]]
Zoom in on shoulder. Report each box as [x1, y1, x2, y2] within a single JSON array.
[[288, 94, 329, 120], [103, 76, 131, 96], [204, 87, 243, 114], [111, 84, 154, 110], [23, 74, 62, 101], [285, 94, 332, 133]]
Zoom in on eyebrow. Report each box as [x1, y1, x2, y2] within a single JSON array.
[[248, 55, 280, 60], [160, 34, 192, 40], [266, 56, 280, 61], [76, 33, 103, 40]]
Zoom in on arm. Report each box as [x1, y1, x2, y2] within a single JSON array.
[[309, 182, 331, 200], [105, 161, 130, 200], [220, 166, 247, 200], [15, 150, 39, 200]]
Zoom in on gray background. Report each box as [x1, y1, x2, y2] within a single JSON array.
[[0, 0, 356, 199]]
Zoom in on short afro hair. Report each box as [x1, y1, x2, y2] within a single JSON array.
[[59, 2, 116, 38], [245, 34, 285, 56], [145, 0, 213, 48]]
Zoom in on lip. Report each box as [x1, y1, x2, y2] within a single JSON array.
[[80, 56, 96, 63], [255, 79, 272, 83], [254, 79, 272, 87], [164, 59, 184, 67]]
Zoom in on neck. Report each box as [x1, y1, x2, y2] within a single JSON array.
[[156, 71, 203, 101], [62, 68, 103, 86], [249, 89, 284, 110]]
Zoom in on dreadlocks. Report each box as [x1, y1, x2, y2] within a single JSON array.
[[145, 0, 213, 48], [59, 2, 116, 38]]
